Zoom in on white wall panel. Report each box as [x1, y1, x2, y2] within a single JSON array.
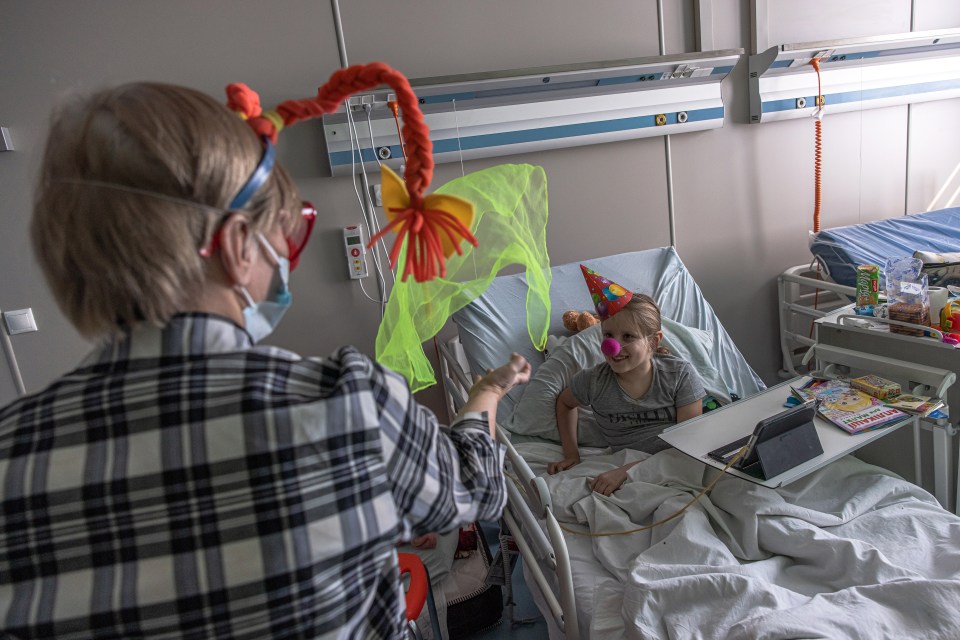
[[906, 98, 960, 213], [2, 0, 960, 412], [757, 0, 910, 52]]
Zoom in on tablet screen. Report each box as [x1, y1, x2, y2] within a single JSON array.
[[736, 402, 817, 470]]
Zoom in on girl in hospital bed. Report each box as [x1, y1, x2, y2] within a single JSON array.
[[546, 266, 705, 495]]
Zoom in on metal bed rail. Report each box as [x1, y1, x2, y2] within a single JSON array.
[[437, 337, 581, 639], [778, 263, 853, 378]]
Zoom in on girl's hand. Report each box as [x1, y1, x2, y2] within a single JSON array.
[[591, 466, 629, 496], [547, 457, 581, 474]]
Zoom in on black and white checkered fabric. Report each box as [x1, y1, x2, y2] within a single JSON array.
[[0, 314, 506, 639]]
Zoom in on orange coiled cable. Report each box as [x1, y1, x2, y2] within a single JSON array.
[[387, 100, 408, 164], [808, 56, 825, 338], [811, 57, 823, 233]]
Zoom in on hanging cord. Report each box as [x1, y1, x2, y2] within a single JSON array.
[[451, 97, 479, 281], [811, 57, 824, 234], [553, 447, 746, 537], [347, 106, 389, 302], [807, 57, 826, 341], [363, 105, 397, 285], [451, 98, 466, 179], [387, 100, 408, 164], [345, 106, 388, 313]]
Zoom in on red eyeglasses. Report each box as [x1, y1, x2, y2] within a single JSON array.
[[286, 201, 317, 271], [200, 201, 317, 272]]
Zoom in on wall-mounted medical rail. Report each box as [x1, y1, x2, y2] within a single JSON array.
[[749, 28, 960, 124], [322, 50, 743, 176]]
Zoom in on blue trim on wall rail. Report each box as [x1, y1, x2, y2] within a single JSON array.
[[761, 78, 960, 113], [416, 66, 735, 105], [768, 41, 960, 69], [329, 106, 724, 167]]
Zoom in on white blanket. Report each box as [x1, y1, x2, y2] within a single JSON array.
[[516, 443, 960, 639]]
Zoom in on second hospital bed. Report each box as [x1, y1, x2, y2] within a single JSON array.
[[779, 206, 960, 378], [439, 246, 960, 639]]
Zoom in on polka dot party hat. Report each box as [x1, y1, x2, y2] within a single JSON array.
[[580, 264, 633, 320]]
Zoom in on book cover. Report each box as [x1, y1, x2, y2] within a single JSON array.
[[793, 378, 909, 434], [884, 393, 945, 417]]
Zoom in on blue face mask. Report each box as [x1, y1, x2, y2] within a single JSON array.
[[237, 234, 292, 344]]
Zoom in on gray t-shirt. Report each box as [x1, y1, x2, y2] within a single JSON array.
[[570, 354, 705, 454]]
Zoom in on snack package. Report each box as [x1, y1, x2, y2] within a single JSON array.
[[884, 257, 930, 335], [851, 374, 901, 400], [856, 264, 880, 308]]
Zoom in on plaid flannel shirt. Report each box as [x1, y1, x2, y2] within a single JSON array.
[[0, 314, 506, 639]]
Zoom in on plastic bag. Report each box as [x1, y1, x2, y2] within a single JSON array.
[[884, 257, 930, 334]]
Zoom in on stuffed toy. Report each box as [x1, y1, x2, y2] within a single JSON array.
[[562, 310, 600, 332]]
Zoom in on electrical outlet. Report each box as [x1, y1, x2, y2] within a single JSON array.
[[370, 183, 382, 207], [3, 308, 37, 335]]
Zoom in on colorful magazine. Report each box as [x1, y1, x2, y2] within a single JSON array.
[[792, 378, 909, 434], [884, 394, 945, 417]]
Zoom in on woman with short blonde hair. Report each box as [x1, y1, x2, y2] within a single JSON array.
[[32, 82, 300, 337], [1, 80, 530, 640]]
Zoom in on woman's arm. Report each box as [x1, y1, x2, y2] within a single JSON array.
[[459, 353, 531, 437], [547, 387, 582, 474], [365, 351, 530, 538]]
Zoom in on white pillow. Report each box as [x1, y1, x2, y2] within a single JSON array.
[[914, 250, 960, 264], [507, 320, 729, 447]]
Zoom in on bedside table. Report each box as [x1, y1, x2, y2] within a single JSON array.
[[660, 376, 917, 489]]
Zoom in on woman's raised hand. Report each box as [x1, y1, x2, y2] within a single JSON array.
[[469, 352, 531, 401]]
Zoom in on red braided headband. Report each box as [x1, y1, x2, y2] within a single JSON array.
[[226, 62, 477, 282]]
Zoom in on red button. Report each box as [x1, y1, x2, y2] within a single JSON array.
[[351, 248, 360, 257]]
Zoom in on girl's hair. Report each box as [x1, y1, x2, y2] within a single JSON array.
[[31, 82, 300, 338], [619, 293, 662, 345]]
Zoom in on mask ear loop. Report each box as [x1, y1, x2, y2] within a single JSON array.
[[225, 62, 478, 283]]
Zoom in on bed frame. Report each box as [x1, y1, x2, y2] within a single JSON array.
[[777, 262, 851, 378], [438, 338, 582, 638], [781, 207, 960, 378], [434, 247, 765, 638]]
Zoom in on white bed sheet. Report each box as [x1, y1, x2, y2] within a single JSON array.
[[522, 519, 619, 640], [513, 441, 960, 639]]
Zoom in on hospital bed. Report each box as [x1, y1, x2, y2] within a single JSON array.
[[439, 247, 960, 639], [779, 206, 960, 378]]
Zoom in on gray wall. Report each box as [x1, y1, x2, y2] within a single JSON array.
[[2, 1, 959, 421]]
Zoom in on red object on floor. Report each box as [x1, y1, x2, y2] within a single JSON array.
[[397, 552, 429, 621]]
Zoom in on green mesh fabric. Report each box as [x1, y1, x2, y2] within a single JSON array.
[[375, 164, 551, 393]]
